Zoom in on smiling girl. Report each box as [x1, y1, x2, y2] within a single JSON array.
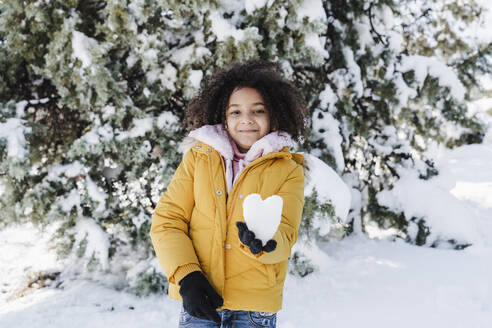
[[150, 60, 307, 328]]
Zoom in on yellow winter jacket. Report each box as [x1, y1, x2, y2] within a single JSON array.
[[150, 141, 304, 312]]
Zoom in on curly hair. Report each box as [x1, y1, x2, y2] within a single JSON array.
[[183, 60, 308, 141]]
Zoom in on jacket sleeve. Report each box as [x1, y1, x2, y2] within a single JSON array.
[[239, 163, 305, 264], [150, 149, 201, 284]]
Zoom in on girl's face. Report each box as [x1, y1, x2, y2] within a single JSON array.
[[225, 87, 271, 152]]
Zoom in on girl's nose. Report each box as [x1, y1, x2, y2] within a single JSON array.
[[240, 113, 254, 124]]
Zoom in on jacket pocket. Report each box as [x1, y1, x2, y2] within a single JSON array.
[[265, 264, 276, 287]]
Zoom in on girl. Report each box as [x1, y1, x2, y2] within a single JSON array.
[[150, 60, 307, 328]]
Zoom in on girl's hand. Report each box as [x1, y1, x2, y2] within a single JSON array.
[[236, 221, 277, 255], [179, 271, 223, 323]]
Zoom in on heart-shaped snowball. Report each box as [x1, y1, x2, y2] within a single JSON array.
[[242, 193, 283, 245]]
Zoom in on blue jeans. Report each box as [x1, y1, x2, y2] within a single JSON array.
[[178, 308, 277, 328]]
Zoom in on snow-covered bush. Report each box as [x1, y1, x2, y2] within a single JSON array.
[[1, 0, 490, 292]]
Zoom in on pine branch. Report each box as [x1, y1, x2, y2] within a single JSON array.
[[368, 3, 388, 46]]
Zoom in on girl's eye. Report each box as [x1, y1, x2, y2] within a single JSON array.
[[254, 109, 266, 114], [230, 111, 240, 115]]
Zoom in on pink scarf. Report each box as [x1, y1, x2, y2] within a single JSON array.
[[230, 137, 247, 183]]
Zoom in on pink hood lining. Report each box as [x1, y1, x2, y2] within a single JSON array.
[[179, 124, 295, 193]]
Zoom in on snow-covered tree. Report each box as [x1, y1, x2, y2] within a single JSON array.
[[303, 0, 491, 248], [1, 0, 490, 293]]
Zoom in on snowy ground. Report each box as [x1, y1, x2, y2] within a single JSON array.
[[1, 226, 491, 327], [2, 102, 492, 327]]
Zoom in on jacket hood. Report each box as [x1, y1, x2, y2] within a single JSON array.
[[179, 124, 296, 194], [179, 124, 295, 160]]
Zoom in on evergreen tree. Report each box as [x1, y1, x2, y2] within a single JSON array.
[[1, 0, 490, 293]]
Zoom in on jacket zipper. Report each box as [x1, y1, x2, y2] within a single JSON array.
[[213, 147, 290, 241], [226, 152, 288, 220]]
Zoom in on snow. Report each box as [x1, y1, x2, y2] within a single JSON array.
[[393, 73, 418, 110], [0, 224, 61, 306], [81, 128, 100, 145], [159, 63, 177, 91], [399, 55, 466, 101], [131, 211, 148, 230], [60, 189, 81, 212], [276, 7, 288, 28], [140, 140, 152, 153], [145, 68, 160, 84], [188, 69, 203, 91], [71, 31, 98, 69], [2, 229, 492, 327], [127, 0, 145, 25], [379, 5, 395, 28], [115, 117, 153, 141], [209, 11, 245, 42], [284, 236, 492, 327], [15, 100, 28, 118], [97, 124, 114, 142], [244, 0, 270, 14], [297, 0, 326, 22], [170, 45, 193, 66], [353, 18, 373, 51], [142, 87, 150, 98], [458, 0, 492, 44], [209, 10, 261, 44], [0, 279, 180, 328], [125, 54, 138, 68], [450, 182, 492, 207], [302, 153, 351, 223], [341, 47, 364, 97], [48, 161, 85, 179], [377, 133, 492, 248], [318, 84, 337, 114], [387, 30, 403, 53], [72, 218, 110, 271], [102, 105, 116, 120], [311, 109, 345, 172], [243, 194, 283, 245], [304, 33, 329, 59], [156, 111, 179, 131], [0, 118, 31, 161], [86, 176, 108, 213]]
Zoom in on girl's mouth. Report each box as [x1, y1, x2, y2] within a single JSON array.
[[239, 130, 258, 133]]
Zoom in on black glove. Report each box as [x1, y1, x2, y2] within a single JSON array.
[[179, 271, 223, 323], [236, 221, 277, 255]]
